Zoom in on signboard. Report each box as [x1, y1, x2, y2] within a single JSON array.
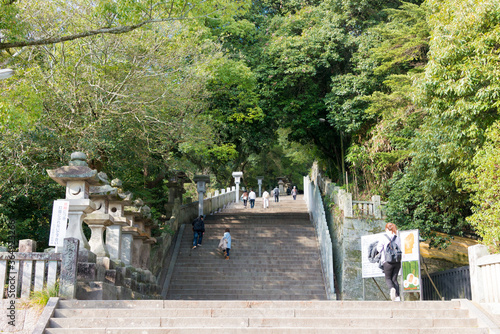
[[362, 229, 422, 300], [400, 229, 422, 294], [49, 200, 69, 247], [361, 233, 386, 278]]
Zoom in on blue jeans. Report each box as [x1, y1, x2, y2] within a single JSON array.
[[225, 248, 230, 256], [193, 231, 203, 246], [250, 199, 255, 208], [274, 195, 279, 202]]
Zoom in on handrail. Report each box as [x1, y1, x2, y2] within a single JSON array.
[[304, 175, 335, 299]]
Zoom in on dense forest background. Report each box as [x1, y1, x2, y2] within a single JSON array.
[[1, 0, 499, 251]]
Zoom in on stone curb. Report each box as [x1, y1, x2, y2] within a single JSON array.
[[32, 297, 59, 334], [458, 299, 500, 334], [161, 224, 185, 298]]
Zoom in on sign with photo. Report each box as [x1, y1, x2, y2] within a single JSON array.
[[400, 229, 422, 294], [361, 232, 386, 278]]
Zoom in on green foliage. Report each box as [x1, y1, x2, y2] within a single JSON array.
[[387, 0, 500, 247], [419, 0, 500, 170], [460, 121, 500, 252], [3, 0, 500, 253], [385, 169, 470, 248], [370, 2, 430, 76]]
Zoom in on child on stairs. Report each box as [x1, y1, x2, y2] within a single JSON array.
[[219, 228, 231, 260]]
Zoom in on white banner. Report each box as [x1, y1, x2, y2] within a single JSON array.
[[49, 200, 69, 247]]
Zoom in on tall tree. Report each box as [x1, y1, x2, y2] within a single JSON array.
[[0, 0, 250, 53]]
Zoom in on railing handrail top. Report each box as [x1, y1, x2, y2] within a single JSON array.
[[352, 200, 374, 205], [477, 253, 500, 266], [0, 252, 62, 261]]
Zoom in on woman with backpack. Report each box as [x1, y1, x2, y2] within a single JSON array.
[[377, 223, 402, 301]]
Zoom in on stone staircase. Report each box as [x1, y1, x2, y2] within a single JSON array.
[[39, 195, 494, 333], [166, 195, 327, 300], [43, 299, 488, 333]]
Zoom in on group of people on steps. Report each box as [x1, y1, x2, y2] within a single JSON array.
[[241, 185, 298, 209], [191, 215, 231, 260]]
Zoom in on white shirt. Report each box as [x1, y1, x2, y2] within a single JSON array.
[[262, 191, 270, 199], [249, 191, 256, 200]]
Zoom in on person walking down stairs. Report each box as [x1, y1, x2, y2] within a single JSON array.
[[191, 215, 205, 249]]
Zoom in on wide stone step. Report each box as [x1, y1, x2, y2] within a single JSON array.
[[168, 270, 325, 277], [53, 307, 470, 319], [172, 261, 322, 267], [166, 294, 327, 300], [56, 300, 463, 309], [166, 289, 328, 296], [168, 282, 325, 289], [44, 328, 489, 334], [47, 316, 479, 329]]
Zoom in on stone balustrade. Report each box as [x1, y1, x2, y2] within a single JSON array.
[[469, 245, 500, 305], [0, 238, 79, 300], [303, 175, 335, 299]]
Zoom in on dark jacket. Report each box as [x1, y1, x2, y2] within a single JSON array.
[[192, 217, 205, 232]]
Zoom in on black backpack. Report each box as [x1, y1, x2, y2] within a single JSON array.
[[384, 234, 402, 263]]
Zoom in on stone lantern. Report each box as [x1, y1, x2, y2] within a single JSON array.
[[277, 177, 286, 195], [106, 178, 132, 263], [193, 175, 210, 217], [84, 175, 116, 257], [136, 205, 156, 270], [232, 172, 243, 203], [121, 210, 139, 266], [165, 171, 191, 219], [47, 152, 100, 250], [257, 176, 264, 197]]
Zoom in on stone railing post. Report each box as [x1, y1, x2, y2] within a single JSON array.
[[343, 192, 353, 218], [19, 239, 36, 298], [372, 195, 381, 219], [59, 237, 79, 299], [468, 244, 491, 303], [47, 152, 100, 251], [213, 190, 220, 213]]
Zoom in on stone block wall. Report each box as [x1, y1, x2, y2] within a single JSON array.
[[339, 217, 386, 300]]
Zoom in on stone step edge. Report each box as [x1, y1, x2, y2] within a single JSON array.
[[43, 328, 488, 334], [57, 301, 462, 309], [53, 309, 469, 318]]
